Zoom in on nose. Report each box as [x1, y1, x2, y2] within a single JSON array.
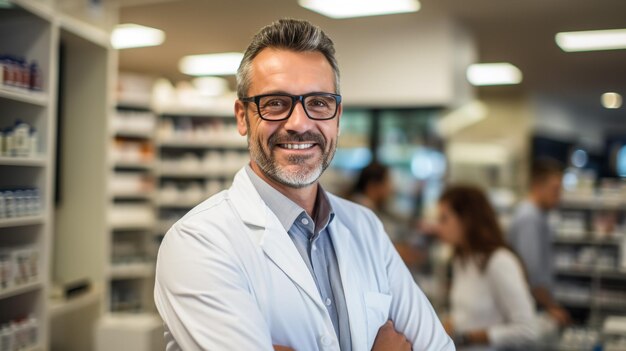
[[283, 100, 314, 133]]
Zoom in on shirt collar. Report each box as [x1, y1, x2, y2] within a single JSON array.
[[245, 164, 334, 233]]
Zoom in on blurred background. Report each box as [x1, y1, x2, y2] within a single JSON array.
[[0, 0, 625, 350]]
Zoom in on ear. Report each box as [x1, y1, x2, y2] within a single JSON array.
[[234, 99, 248, 136]]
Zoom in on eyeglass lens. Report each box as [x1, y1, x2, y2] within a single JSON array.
[[258, 95, 337, 120]]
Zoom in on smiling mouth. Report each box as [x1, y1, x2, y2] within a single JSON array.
[[277, 143, 316, 150]]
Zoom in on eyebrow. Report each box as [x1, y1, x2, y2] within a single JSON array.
[[254, 90, 334, 96]]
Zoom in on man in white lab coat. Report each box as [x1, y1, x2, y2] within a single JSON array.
[[154, 18, 454, 351]]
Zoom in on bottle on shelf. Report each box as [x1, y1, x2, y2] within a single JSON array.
[[29, 61, 42, 91]]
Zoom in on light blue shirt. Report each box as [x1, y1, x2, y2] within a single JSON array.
[[245, 165, 352, 351], [508, 200, 553, 290]]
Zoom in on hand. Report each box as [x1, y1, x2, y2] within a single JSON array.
[[372, 320, 411, 351], [547, 306, 571, 326], [442, 318, 454, 336], [273, 345, 295, 351]]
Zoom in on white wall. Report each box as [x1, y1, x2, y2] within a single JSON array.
[[323, 8, 476, 107]]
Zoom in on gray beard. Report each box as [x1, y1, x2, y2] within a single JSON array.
[[246, 126, 336, 189]]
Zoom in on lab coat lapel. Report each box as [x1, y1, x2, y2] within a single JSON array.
[[228, 168, 327, 312], [260, 213, 327, 312], [329, 216, 368, 350]]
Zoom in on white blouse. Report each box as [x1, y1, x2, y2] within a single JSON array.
[[451, 248, 538, 349]]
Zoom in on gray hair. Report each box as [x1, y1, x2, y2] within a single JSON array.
[[236, 18, 340, 99]]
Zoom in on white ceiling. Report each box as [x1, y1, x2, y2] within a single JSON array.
[[118, 0, 626, 116]]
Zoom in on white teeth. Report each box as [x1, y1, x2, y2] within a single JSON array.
[[282, 143, 314, 150]]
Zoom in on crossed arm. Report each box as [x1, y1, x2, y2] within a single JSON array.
[[274, 321, 411, 351]]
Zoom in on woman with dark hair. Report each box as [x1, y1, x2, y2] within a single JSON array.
[[437, 185, 538, 350]]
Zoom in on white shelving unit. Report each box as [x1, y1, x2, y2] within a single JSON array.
[[154, 105, 247, 250], [553, 193, 626, 326], [0, 0, 57, 348], [106, 96, 157, 316]]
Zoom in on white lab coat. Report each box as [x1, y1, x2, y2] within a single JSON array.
[[154, 168, 454, 351]]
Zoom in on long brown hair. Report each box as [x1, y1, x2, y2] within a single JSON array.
[[439, 185, 513, 271]]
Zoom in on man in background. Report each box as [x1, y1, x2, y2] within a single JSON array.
[[508, 159, 571, 326]]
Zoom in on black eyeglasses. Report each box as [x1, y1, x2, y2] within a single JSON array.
[[241, 92, 342, 121]]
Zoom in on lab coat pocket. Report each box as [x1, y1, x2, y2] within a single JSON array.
[[364, 291, 392, 348]]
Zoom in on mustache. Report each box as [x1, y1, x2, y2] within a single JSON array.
[[268, 131, 327, 150]]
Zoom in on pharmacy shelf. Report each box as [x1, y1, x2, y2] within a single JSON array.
[[0, 280, 42, 300], [113, 129, 154, 139], [116, 98, 151, 110], [109, 262, 155, 280], [111, 192, 154, 200], [0, 86, 49, 106], [0, 156, 47, 167], [555, 268, 626, 279], [157, 199, 204, 209], [158, 169, 238, 179], [553, 236, 623, 246], [560, 197, 625, 210], [157, 139, 247, 149], [0, 215, 45, 229], [112, 160, 154, 170], [109, 222, 155, 231], [155, 105, 234, 118]]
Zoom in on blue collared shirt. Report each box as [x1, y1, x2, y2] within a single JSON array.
[[245, 165, 352, 350]]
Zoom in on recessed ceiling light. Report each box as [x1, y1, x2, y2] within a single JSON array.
[[466, 63, 523, 86], [298, 0, 420, 19], [111, 24, 165, 49], [555, 29, 626, 52], [179, 52, 244, 76], [602, 92, 622, 109]]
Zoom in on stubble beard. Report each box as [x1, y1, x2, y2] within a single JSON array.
[[246, 120, 337, 189]]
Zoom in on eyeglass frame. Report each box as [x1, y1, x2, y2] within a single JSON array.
[[240, 92, 342, 121]]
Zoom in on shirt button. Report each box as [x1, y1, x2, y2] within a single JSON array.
[[320, 335, 333, 347], [325, 298, 332, 306], [301, 218, 309, 225], [312, 245, 317, 251]]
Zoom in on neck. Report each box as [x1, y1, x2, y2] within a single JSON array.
[[250, 162, 318, 216], [528, 192, 545, 210]]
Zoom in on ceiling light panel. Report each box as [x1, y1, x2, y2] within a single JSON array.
[[112, 24, 165, 49], [556, 29, 626, 52], [299, 0, 420, 19], [466, 63, 523, 86], [179, 52, 244, 76], [602, 92, 622, 109]]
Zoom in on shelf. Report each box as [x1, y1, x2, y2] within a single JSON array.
[[553, 236, 623, 246], [111, 192, 154, 200], [0, 86, 49, 106], [0, 215, 45, 229], [112, 161, 154, 170], [155, 105, 234, 117], [109, 263, 155, 280], [116, 99, 152, 110], [113, 129, 154, 139], [0, 156, 47, 167], [158, 169, 238, 179], [157, 199, 204, 209], [560, 196, 625, 210], [157, 139, 247, 149], [0, 280, 42, 300], [109, 222, 154, 231]]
